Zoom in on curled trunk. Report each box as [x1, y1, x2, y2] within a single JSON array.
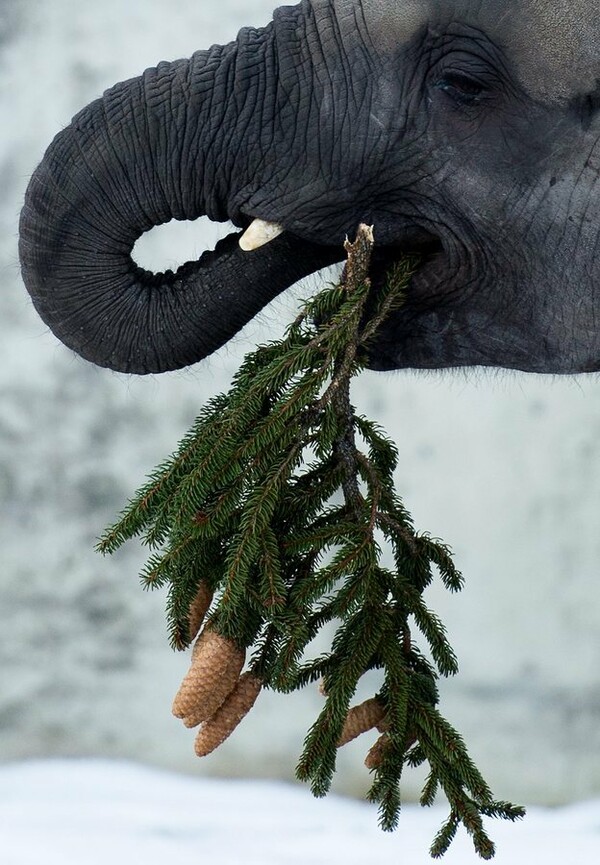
[[19, 22, 340, 374]]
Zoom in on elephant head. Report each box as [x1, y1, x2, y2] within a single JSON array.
[[18, 0, 600, 374]]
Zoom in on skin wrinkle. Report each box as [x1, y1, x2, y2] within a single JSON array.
[[192, 47, 229, 220], [239, 8, 317, 213], [179, 58, 207, 217], [553, 142, 599, 250], [165, 69, 184, 218], [46, 139, 125, 250], [247, 50, 293, 193], [68, 121, 139, 247], [129, 90, 167, 230], [219, 49, 240, 192], [228, 51, 256, 187], [312, 16, 347, 186], [242, 29, 301, 218], [352, 5, 378, 71], [106, 91, 164, 233], [151, 66, 183, 220]]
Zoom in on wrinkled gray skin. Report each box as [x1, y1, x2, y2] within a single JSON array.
[[18, 0, 600, 374]]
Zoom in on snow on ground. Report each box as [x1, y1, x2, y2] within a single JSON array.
[[1, 760, 599, 864]]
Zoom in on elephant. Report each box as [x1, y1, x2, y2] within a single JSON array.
[[18, 0, 600, 375]]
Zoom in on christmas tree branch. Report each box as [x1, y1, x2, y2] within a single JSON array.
[[98, 224, 524, 858]]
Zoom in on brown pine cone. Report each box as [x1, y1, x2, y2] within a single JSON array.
[[337, 697, 386, 747], [172, 628, 245, 727], [365, 733, 391, 770], [187, 581, 214, 642], [194, 671, 262, 757]]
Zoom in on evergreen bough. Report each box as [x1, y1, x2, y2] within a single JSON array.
[[98, 225, 524, 859]]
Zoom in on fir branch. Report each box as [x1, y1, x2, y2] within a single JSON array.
[[99, 224, 524, 859]]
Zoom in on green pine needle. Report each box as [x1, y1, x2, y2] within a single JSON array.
[[97, 224, 524, 858]]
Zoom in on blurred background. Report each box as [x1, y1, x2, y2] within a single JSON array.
[[2, 0, 600, 807]]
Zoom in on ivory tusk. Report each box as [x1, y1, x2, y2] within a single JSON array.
[[239, 218, 285, 251]]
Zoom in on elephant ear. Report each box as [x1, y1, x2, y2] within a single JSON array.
[[19, 33, 342, 375]]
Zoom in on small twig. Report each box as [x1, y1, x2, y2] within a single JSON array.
[[375, 510, 419, 556]]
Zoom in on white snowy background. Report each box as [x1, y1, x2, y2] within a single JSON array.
[[2, 0, 600, 860], [3, 759, 600, 865]]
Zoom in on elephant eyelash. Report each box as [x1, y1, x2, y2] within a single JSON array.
[[434, 73, 487, 106]]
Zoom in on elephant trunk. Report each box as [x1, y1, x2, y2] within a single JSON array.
[[19, 20, 339, 374]]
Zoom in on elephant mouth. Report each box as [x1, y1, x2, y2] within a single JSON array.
[[235, 210, 444, 294], [229, 210, 447, 369]]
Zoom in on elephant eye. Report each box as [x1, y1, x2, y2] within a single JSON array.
[[435, 73, 485, 106]]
